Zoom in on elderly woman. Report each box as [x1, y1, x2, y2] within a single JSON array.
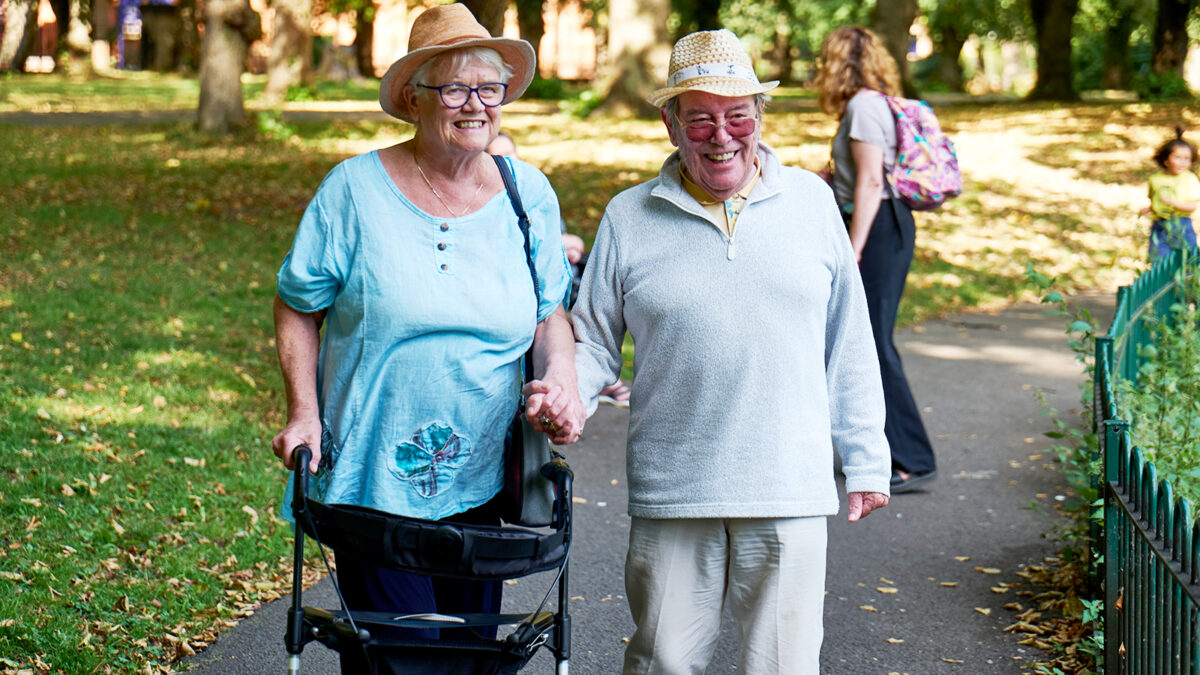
[[815, 26, 937, 493], [270, 2, 585, 655]]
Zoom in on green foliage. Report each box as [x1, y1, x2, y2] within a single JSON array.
[[1132, 70, 1195, 101], [719, 0, 869, 81], [558, 88, 603, 118], [1116, 257, 1200, 511], [523, 75, 577, 100], [255, 110, 299, 142], [1024, 263, 1103, 675]]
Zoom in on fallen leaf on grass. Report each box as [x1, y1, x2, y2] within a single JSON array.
[[110, 519, 125, 535]]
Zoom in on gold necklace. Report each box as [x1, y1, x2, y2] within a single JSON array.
[[414, 156, 484, 218]]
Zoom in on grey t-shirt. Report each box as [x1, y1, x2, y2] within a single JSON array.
[[831, 89, 897, 210]]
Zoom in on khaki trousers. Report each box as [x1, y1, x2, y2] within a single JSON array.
[[622, 516, 828, 675]]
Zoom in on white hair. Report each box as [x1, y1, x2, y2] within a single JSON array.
[[409, 47, 514, 94]]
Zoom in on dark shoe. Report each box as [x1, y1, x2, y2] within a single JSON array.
[[890, 469, 937, 494]]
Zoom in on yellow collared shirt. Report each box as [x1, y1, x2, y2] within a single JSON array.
[[679, 159, 761, 237]]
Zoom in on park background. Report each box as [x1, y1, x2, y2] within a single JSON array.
[[2, 0, 1200, 672]]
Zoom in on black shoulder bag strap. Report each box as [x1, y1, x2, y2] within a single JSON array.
[[491, 154, 540, 381]]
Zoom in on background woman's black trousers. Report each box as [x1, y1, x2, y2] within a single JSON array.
[[857, 199, 937, 475]]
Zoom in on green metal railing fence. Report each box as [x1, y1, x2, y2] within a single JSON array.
[[1097, 249, 1200, 673]]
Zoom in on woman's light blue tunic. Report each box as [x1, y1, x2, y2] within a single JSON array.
[[277, 151, 570, 520]]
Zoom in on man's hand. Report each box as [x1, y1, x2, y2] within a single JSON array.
[[848, 491, 889, 522]]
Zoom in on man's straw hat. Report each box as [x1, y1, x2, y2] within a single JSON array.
[[379, 3, 536, 123], [646, 29, 778, 109]]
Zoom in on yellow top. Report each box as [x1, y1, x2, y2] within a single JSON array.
[[1148, 170, 1200, 220]]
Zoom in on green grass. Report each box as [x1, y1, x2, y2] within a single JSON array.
[[0, 71, 379, 112], [0, 76, 1191, 671]]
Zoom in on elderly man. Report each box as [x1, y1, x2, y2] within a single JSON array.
[[569, 29, 892, 674]]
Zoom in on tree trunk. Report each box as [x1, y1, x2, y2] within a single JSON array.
[[1027, 0, 1079, 100], [1101, 3, 1135, 89], [0, 0, 37, 71], [460, 0, 505, 36], [1152, 0, 1192, 76], [691, 0, 720, 32], [354, 6, 374, 78], [935, 26, 966, 91], [871, 0, 919, 97], [515, 0, 543, 60], [764, 8, 792, 83], [263, 0, 313, 103], [593, 0, 669, 118], [198, 0, 259, 134]]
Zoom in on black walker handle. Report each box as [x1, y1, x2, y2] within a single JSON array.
[[286, 444, 313, 658]]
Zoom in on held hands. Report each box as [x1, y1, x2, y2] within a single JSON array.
[[523, 379, 586, 445], [847, 491, 889, 522], [273, 414, 322, 473]]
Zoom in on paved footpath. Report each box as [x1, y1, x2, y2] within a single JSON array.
[[186, 292, 1113, 674]]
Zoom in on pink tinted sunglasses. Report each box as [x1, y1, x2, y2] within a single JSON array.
[[676, 114, 758, 142]]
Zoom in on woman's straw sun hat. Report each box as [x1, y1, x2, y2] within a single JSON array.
[[379, 3, 536, 123], [646, 29, 778, 109]]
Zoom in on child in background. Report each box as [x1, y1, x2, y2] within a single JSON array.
[[1140, 127, 1200, 262], [488, 132, 631, 407]]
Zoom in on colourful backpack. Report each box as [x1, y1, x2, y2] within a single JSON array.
[[875, 92, 962, 211]]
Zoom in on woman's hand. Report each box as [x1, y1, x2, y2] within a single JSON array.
[[523, 379, 585, 444], [273, 414, 322, 472], [847, 491, 889, 522]]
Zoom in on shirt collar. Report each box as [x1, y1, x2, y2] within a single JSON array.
[[678, 156, 761, 205]]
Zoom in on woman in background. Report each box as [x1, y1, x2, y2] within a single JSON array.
[[815, 26, 936, 494]]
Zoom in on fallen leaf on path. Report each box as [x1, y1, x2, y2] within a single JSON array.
[[886, 637, 904, 644], [876, 587, 898, 594], [975, 607, 992, 616], [859, 605, 878, 612], [940, 581, 958, 587], [975, 566, 1001, 574]]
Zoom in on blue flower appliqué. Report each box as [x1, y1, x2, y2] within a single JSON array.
[[391, 423, 472, 498]]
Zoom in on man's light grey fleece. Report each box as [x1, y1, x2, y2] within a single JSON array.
[[571, 143, 891, 519]]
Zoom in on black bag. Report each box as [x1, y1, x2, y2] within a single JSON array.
[[493, 154, 558, 528]]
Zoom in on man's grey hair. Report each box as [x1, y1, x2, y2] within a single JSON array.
[[662, 93, 769, 137], [409, 47, 513, 95]]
